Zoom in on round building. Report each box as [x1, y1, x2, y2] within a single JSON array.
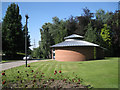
[[51, 34, 104, 61]]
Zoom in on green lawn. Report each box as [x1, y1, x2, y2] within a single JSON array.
[[2, 57, 118, 88]]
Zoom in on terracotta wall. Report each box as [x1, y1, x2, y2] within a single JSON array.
[[53, 46, 95, 61]]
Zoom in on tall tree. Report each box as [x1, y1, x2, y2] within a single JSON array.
[[76, 7, 94, 35], [95, 9, 113, 24], [0, 22, 2, 53], [100, 24, 112, 56], [82, 7, 94, 19], [110, 10, 120, 56], [84, 22, 104, 47], [84, 23, 97, 43], [39, 8, 119, 57], [50, 17, 67, 44], [66, 16, 77, 35], [22, 25, 31, 54], [39, 17, 68, 58], [40, 23, 53, 58], [100, 24, 112, 48], [2, 3, 23, 58], [31, 41, 42, 59]]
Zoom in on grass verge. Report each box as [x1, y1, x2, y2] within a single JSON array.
[[2, 57, 118, 88]]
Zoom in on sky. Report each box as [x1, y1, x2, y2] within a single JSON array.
[[1, 2, 119, 50]]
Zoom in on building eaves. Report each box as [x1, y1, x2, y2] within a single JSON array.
[[51, 39, 100, 48]]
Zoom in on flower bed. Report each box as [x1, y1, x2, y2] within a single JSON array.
[[2, 66, 92, 89]]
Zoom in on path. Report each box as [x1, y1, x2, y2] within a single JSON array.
[[0, 60, 50, 71]]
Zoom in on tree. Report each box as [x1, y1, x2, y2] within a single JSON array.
[[76, 7, 94, 35], [82, 7, 94, 19], [0, 22, 2, 53], [100, 24, 112, 47], [32, 47, 41, 59], [40, 23, 53, 58], [22, 25, 31, 54], [110, 10, 120, 56], [39, 17, 68, 58], [39, 8, 119, 57], [2, 3, 23, 59], [84, 22, 98, 44], [95, 9, 113, 24], [50, 17, 67, 44], [100, 24, 112, 56], [66, 16, 77, 35], [84, 22, 104, 47]]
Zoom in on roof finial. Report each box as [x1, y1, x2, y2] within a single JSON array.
[[64, 34, 84, 40]]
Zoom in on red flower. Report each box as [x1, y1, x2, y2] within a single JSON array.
[[25, 85, 27, 87], [42, 73, 44, 74], [33, 75, 36, 78], [33, 80, 36, 82], [78, 79, 80, 82], [43, 85, 46, 88], [59, 71, 61, 73], [54, 72, 56, 75], [31, 70, 34, 72], [28, 65, 30, 67], [20, 80, 22, 83], [55, 70, 57, 73], [2, 72, 5, 75], [32, 85, 34, 87], [63, 79, 67, 82], [51, 79, 54, 81], [72, 79, 74, 82], [2, 80, 6, 85], [36, 72, 38, 74]]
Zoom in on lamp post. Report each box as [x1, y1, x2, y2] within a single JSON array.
[[25, 14, 29, 67]]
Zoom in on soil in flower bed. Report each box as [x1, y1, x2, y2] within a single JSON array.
[[2, 68, 92, 89], [3, 79, 88, 89], [46, 80, 86, 88]]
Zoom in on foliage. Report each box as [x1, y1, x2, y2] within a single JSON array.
[[100, 24, 112, 48], [76, 7, 94, 35], [38, 8, 120, 58], [40, 23, 54, 58], [84, 22, 98, 43], [50, 17, 67, 44], [2, 3, 31, 59], [0, 22, 2, 52], [109, 10, 120, 56], [31, 47, 42, 59], [84, 22, 105, 49], [2, 3, 22, 58], [39, 17, 68, 58], [22, 25, 31, 55], [95, 9, 113, 24], [66, 16, 77, 35]]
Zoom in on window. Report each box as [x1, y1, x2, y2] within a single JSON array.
[[53, 48, 55, 59]]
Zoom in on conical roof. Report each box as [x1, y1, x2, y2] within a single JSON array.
[[64, 34, 84, 39], [51, 39, 99, 47], [51, 34, 102, 48]]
